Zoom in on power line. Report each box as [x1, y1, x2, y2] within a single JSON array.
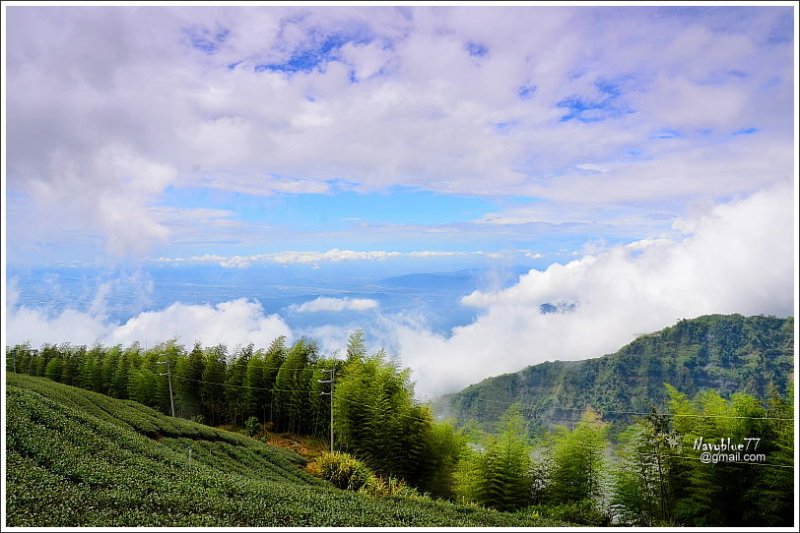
[[170, 374, 438, 425], [171, 375, 317, 395], [449, 393, 795, 421], [11, 344, 794, 425], [15, 342, 791, 423]]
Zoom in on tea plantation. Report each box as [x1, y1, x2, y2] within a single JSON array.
[[5, 374, 561, 527]]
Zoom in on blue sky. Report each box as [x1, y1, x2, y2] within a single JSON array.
[[3, 4, 796, 395], [5, 5, 793, 269]]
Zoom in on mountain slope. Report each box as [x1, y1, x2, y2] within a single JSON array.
[[440, 314, 794, 434], [5, 374, 562, 527]]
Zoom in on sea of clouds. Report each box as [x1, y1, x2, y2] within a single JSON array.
[[7, 185, 794, 397]]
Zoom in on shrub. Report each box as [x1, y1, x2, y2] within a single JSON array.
[[244, 416, 260, 437], [313, 452, 375, 491], [534, 501, 611, 526], [359, 475, 419, 498]]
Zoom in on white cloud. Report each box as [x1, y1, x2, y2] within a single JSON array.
[[108, 299, 292, 348], [388, 184, 795, 396], [5, 7, 794, 260], [6, 306, 110, 348], [5, 186, 795, 398], [291, 297, 379, 313], [6, 298, 292, 350], [4, 7, 796, 402], [155, 249, 493, 267]]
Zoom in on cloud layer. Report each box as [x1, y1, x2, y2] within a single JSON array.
[[7, 297, 291, 351], [5, 6, 794, 260], [388, 184, 795, 394], [291, 297, 379, 313], [155, 249, 495, 268], [6, 187, 794, 397]]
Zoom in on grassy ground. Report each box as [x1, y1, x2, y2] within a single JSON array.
[[6, 374, 564, 527]]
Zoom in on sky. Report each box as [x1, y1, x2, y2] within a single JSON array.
[[2, 4, 798, 397]]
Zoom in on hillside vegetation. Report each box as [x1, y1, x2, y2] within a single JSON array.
[[441, 314, 793, 434], [5, 373, 563, 527]]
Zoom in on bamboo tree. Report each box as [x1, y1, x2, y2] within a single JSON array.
[[547, 407, 608, 505]]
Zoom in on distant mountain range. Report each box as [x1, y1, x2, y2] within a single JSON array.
[[437, 314, 794, 436]]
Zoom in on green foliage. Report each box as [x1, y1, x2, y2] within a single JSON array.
[[752, 382, 795, 526], [44, 356, 63, 382], [333, 347, 431, 484], [243, 349, 269, 422], [416, 419, 468, 499], [609, 384, 794, 527], [359, 475, 420, 499], [532, 500, 610, 526], [346, 329, 367, 361], [6, 315, 793, 527], [273, 339, 316, 434], [200, 345, 227, 426], [663, 385, 792, 526], [612, 411, 681, 525], [454, 405, 533, 512], [314, 452, 375, 491], [225, 344, 253, 426], [546, 408, 609, 507], [443, 314, 793, 433], [6, 374, 565, 527], [245, 416, 261, 437]]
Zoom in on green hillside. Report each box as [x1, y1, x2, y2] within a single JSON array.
[[5, 373, 563, 527], [441, 314, 794, 434]]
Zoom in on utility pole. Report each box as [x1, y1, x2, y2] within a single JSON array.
[[319, 367, 335, 451], [158, 360, 176, 417]]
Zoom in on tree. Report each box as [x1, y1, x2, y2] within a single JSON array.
[[547, 407, 608, 505], [334, 350, 432, 483], [467, 405, 533, 511], [110, 344, 138, 399], [175, 342, 205, 420], [225, 344, 252, 426], [346, 330, 367, 361], [263, 336, 287, 422], [78, 345, 104, 392], [751, 382, 794, 526], [666, 384, 790, 526], [44, 356, 63, 383], [416, 419, 467, 500], [154, 340, 184, 415], [100, 346, 121, 396], [273, 339, 315, 433], [201, 345, 228, 426], [613, 409, 681, 525], [128, 367, 159, 409], [59, 344, 83, 386], [243, 349, 270, 423]]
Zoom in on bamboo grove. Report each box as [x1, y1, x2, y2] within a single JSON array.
[[5, 333, 795, 526], [5, 332, 464, 497]]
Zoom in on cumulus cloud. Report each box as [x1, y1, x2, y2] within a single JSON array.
[[6, 298, 292, 350], [3, 6, 795, 401], [5, 186, 795, 398], [291, 297, 379, 313], [6, 306, 110, 348], [5, 6, 794, 260], [388, 184, 795, 396]]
